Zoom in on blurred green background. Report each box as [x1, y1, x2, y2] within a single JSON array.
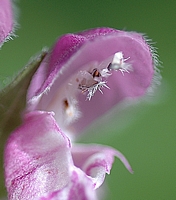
[[0, 0, 176, 199]]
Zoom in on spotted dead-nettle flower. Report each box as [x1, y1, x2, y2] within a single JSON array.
[[4, 28, 159, 200]]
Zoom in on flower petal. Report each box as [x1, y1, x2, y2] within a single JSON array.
[[27, 28, 117, 103], [27, 28, 157, 135], [0, 0, 14, 47], [71, 144, 133, 189], [4, 111, 72, 200], [40, 168, 97, 200]]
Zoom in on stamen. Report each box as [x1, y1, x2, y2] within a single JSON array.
[[77, 67, 110, 100], [91, 68, 101, 78], [108, 52, 132, 75], [86, 81, 110, 101], [100, 68, 111, 78], [91, 68, 102, 82], [75, 52, 132, 100]]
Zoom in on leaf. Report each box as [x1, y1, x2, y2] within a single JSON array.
[[0, 50, 47, 196], [0, 50, 47, 145]]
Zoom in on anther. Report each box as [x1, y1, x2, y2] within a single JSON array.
[[107, 63, 112, 71], [107, 52, 132, 74], [91, 68, 101, 78]]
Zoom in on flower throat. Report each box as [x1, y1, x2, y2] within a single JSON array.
[[60, 51, 132, 127]]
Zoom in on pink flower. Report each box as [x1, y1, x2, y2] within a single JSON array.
[[0, 0, 15, 47], [4, 28, 158, 199]]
